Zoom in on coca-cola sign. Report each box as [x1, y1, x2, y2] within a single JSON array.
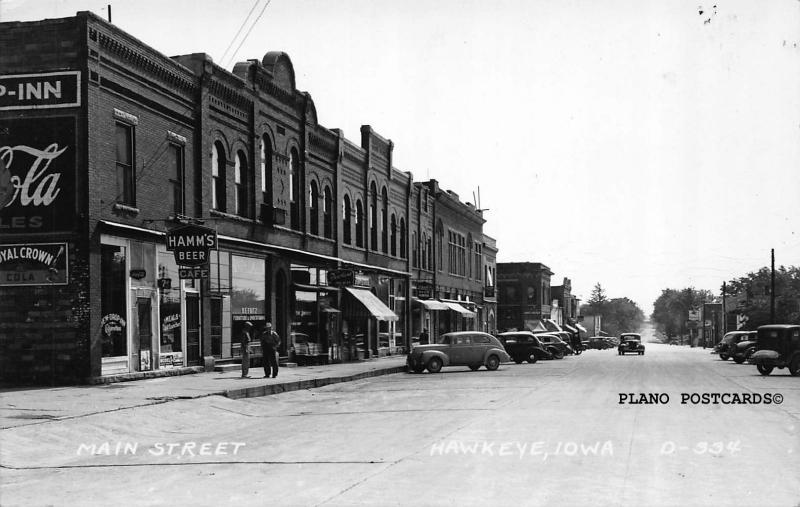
[[0, 117, 75, 233]]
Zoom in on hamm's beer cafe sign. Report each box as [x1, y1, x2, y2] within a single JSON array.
[[0, 243, 68, 286], [0, 117, 76, 233], [165, 224, 218, 279]]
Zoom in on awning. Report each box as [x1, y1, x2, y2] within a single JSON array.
[[524, 320, 548, 333], [442, 301, 476, 318], [576, 323, 588, 333], [412, 298, 449, 311], [294, 283, 339, 292], [544, 319, 562, 332], [321, 307, 341, 313], [295, 291, 316, 303], [562, 323, 578, 333], [344, 287, 398, 321]]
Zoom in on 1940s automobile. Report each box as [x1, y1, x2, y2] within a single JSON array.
[[750, 324, 800, 376], [618, 333, 645, 355], [407, 331, 510, 373]]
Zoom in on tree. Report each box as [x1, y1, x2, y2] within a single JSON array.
[[651, 287, 714, 340], [600, 297, 645, 336], [724, 265, 800, 328], [579, 283, 644, 335]]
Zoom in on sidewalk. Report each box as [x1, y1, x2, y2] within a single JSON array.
[[0, 356, 408, 429]]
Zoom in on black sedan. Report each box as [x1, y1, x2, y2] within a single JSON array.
[[618, 333, 645, 355], [498, 332, 553, 363]]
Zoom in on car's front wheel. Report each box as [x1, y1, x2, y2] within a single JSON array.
[[527, 354, 538, 364], [427, 357, 443, 373], [789, 356, 800, 377], [485, 355, 500, 371], [757, 364, 774, 376], [719, 353, 729, 361]]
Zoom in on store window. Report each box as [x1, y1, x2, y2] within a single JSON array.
[[157, 249, 184, 366], [101, 244, 127, 358], [231, 255, 266, 356]]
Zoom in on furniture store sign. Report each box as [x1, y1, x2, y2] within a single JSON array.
[[0, 72, 81, 110], [0, 242, 68, 286], [0, 117, 76, 233]]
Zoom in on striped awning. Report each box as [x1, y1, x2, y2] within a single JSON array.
[[441, 301, 476, 318]]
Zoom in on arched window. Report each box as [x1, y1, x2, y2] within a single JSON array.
[[390, 214, 397, 256], [399, 217, 406, 258], [427, 235, 433, 270], [412, 232, 418, 268], [260, 134, 272, 203], [211, 141, 226, 211], [467, 235, 473, 278], [289, 147, 300, 230], [235, 150, 249, 217], [436, 221, 444, 271], [355, 199, 364, 247], [323, 186, 333, 239], [309, 180, 319, 236], [381, 186, 388, 253], [343, 195, 352, 245], [369, 182, 378, 250], [421, 233, 427, 270]]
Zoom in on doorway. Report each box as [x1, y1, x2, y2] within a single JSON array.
[[186, 293, 200, 366]]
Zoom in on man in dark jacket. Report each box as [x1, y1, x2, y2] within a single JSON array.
[[240, 321, 253, 378], [259, 322, 281, 378]]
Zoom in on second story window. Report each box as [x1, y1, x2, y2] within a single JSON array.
[[289, 147, 300, 230], [169, 143, 185, 215], [381, 187, 388, 253], [390, 214, 397, 256], [260, 135, 272, 203], [399, 217, 407, 258], [343, 195, 352, 245], [115, 122, 135, 205], [211, 141, 226, 211], [355, 199, 364, 247], [323, 186, 333, 239], [234, 151, 249, 217], [309, 181, 319, 235]]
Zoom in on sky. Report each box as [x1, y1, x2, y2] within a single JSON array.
[[3, 0, 799, 312]]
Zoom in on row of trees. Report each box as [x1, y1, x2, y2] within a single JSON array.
[[580, 283, 645, 336], [650, 265, 800, 340]]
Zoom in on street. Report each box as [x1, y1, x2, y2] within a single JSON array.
[[1, 329, 798, 506]]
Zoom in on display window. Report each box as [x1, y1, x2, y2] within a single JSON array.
[[100, 243, 128, 359], [157, 248, 184, 368]]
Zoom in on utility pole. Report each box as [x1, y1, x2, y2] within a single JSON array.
[[770, 248, 775, 323], [722, 281, 727, 334]]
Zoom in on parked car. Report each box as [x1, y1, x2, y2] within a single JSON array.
[[750, 324, 800, 376], [406, 331, 510, 373], [728, 331, 759, 364], [587, 337, 611, 350], [553, 331, 580, 355], [534, 333, 570, 359], [618, 333, 645, 355], [498, 331, 552, 364]]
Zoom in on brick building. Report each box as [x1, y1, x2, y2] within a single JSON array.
[[0, 12, 494, 384], [496, 262, 554, 332]]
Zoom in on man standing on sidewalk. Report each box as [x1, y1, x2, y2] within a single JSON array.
[[260, 322, 281, 378], [240, 321, 253, 378]]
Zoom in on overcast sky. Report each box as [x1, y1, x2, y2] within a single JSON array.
[[5, 0, 799, 312]]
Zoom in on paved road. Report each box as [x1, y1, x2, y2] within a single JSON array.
[[1, 339, 798, 506]]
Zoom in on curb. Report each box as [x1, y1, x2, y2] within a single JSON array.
[[223, 365, 408, 400]]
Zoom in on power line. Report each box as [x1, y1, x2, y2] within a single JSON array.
[[223, 0, 272, 68], [219, 0, 261, 66]]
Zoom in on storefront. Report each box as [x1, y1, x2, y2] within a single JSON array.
[[341, 282, 398, 359], [290, 265, 341, 364], [411, 297, 448, 344], [439, 299, 476, 334], [99, 231, 201, 375], [209, 250, 267, 360]]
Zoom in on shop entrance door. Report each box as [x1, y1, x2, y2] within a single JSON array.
[[136, 297, 153, 371], [186, 293, 200, 366]]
